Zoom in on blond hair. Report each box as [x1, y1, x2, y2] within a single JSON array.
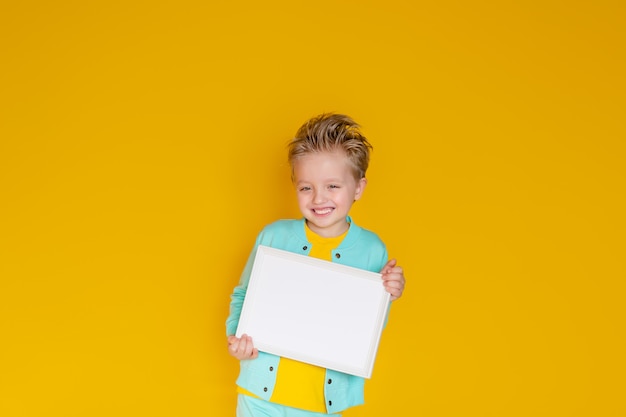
[[287, 113, 373, 180]]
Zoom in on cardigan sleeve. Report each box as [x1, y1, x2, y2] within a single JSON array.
[[225, 240, 260, 336]]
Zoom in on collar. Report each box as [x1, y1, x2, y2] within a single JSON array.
[[291, 216, 363, 249]]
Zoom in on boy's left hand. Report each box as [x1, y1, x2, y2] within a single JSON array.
[[381, 259, 405, 301]]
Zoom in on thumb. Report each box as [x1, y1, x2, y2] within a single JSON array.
[[382, 259, 397, 274]]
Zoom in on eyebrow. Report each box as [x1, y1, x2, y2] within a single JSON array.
[[296, 178, 345, 184]]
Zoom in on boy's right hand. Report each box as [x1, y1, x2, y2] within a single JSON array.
[[227, 334, 259, 360]]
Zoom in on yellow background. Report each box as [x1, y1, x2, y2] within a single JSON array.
[[1, 1, 624, 416]]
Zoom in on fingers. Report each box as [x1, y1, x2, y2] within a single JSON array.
[[383, 278, 404, 301], [381, 259, 405, 301], [381, 258, 397, 274], [227, 334, 259, 360]]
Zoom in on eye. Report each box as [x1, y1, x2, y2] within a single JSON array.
[[328, 184, 340, 189], [299, 186, 311, 192]]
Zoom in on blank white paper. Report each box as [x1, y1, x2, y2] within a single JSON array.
[[235, 245, 390, 378]]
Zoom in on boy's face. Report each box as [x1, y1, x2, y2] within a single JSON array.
[[293, 150, 366, 238]]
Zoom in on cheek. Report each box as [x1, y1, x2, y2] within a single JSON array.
[[342, 190, 357, 203], [296, 194, 309, 207]]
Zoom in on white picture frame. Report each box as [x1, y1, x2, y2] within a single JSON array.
[[235, 245, 390, 378]]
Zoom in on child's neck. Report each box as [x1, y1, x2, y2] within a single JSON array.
[[305, 219, 350, 238]]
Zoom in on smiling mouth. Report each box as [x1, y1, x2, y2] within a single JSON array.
[[313, 208, 334, 215]]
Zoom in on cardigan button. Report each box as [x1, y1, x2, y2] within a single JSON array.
[[335, 253, 341, 259], [328, 400, 332, 406], [303, 246, 308, 251], [327, 378, 332, 384], [269, 366, 274, 371], [264, 387, 268, 392]]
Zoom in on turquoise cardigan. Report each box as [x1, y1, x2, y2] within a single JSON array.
[[226, 217, 388, 414]]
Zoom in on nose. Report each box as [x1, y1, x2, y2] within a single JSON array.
[[313, 188, 326, 204]]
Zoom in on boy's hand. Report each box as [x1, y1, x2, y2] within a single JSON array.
[[227, 334, 259, 360], [381, 259, 405, 301]]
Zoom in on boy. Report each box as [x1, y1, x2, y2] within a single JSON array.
[[226, 113, 406, 417]]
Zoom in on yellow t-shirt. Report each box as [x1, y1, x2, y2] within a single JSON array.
[[238, 222, 348, 412]]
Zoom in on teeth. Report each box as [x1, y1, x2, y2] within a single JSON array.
[[315, 208, 332, 215]]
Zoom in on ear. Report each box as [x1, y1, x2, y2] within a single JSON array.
[[354, 177, 367, 201]]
